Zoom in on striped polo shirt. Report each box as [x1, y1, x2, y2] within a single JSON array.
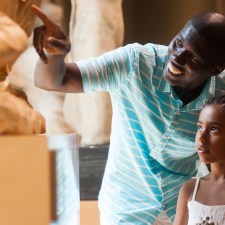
[[77, 43, 225, 224]]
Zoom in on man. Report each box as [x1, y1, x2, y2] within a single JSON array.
[[32, 5, 225, 224]]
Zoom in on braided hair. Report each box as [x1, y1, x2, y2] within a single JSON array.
[[202, 94, 225, 111]]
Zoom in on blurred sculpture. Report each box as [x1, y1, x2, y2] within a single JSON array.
[[64, 0, 124, 145], [0, 12, 27, 81], [0, 89, 45, 134], [7, 0, 124, 142], [0, 0, 45, 134], [9, 2, 74, 134], [0, 0, 42, 80]]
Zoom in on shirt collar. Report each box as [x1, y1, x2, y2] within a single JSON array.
[[152, 64, 216, 111], [184, 76, 215, 111]]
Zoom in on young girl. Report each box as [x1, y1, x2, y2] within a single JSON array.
[[174, 95, 225, 225]]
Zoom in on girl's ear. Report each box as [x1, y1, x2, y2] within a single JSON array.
[[210, 66, 225, 76]]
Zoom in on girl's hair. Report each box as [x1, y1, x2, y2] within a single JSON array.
[[202, 94, 225, 110]]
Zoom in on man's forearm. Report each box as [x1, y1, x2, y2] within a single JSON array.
[[34, 53, 84, 93], [34, 54, 66, 91]]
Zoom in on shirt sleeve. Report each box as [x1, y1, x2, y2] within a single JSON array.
[[76, 43, 140, 93]]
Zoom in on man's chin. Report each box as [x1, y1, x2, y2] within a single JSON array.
[[162, 70, 173, 85], [163, 68, 183, 87]]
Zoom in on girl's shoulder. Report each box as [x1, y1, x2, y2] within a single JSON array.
[[180, 178, 197, 201], [182, 178, 197, 190]]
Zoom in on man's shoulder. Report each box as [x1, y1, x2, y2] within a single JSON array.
[[217, 70, 225, 79], [122, 43, 168, 65], [124, 43, 168, 54], [144, 43, 168, 50], [215, 70, 225, 89], [144, 43, 168, 57]]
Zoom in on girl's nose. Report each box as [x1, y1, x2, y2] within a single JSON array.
[[198, 131, 207, 143]]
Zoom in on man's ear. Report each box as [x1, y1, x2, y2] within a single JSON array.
[[210, 66, 225, 76]]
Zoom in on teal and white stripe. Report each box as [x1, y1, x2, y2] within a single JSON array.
[[77, 43, 225, 224]]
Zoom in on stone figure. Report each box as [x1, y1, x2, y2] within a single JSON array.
[[64, 0, 124, 145], [0, 0, 45, 134], [9, 2, 74, 134], [9, 0, 124, 143]]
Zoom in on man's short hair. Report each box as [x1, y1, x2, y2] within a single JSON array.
[[189, 12, 225, 66]]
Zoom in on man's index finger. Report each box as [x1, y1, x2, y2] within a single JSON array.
[[31, 4, 55, 28]]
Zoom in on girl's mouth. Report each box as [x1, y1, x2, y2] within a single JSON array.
[[197, 146, 209, 154]]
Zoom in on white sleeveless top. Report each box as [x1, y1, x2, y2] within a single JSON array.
[[187, 178, 225, 225]]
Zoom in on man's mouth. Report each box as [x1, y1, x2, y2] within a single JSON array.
[[167, 62, 184, 76]]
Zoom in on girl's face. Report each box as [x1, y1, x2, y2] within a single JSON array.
[[195, 104, 225, 164]]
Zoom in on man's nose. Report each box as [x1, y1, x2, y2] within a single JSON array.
[[172, 49, 188, 65]]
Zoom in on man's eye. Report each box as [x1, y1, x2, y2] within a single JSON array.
[[176, 39, 183, 47], [191, 55, 199, 63]]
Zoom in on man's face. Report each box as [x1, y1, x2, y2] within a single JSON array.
[[162, 22, 219, 90]]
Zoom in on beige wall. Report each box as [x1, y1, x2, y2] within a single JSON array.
[[123, 0, 225, 45], [46, 0, 225, 46]]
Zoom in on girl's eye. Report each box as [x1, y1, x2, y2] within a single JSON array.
[[197, 125, 202, 130], [211, 127, 219, 132]]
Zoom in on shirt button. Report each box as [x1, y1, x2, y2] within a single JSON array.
[[162, 204, 166, 209], [164, 135, 168, 139]]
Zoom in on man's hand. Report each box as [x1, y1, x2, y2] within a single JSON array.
[[31, 4, 71, 64]]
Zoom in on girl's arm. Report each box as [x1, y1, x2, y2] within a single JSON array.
[[173, 180, 195, 225]]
